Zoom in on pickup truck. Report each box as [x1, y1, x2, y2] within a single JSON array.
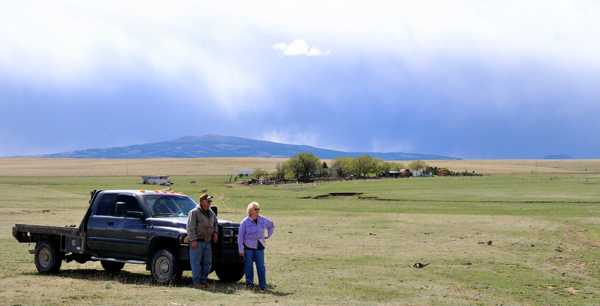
[[12, 189, 244, 284]]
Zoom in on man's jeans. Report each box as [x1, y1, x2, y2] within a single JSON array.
[[190, 241, 212, 284], [244, 248, 266, 287]]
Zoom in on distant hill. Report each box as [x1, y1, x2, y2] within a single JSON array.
[[32, 134, 458, 160], [543, 154, 573, 159]]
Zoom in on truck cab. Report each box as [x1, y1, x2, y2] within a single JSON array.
[[13, 189, 244, 284]]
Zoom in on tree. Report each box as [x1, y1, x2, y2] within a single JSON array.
[[374, 158, 395, 177], [252, 168, 268, 180], [283, 152, 321, 179], [393, 162, 405, 171], [351, 155, 374, 178], [331, 156, 352, 177], [319, 161, 330, 177], [279, 161, 295, 180], [275, 162, 286, 180], [408, 160, 428, 172]]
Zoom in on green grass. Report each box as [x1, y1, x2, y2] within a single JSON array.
[[1, 173, 600, 305]]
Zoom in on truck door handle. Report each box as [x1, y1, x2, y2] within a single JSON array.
[[107, 222, 114, 226]]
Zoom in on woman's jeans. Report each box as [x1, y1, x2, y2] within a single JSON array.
[[244, 249, 266, 287], [189, 241, 212, 284]]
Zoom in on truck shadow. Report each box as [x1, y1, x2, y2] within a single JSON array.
[[23, 269, 293, 296]]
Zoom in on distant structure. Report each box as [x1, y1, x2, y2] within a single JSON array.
[[388, 169, 412, 178], [141, 175, 171, 186]]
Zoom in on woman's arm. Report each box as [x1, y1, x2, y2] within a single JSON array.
[[238, 219, 246, 254]]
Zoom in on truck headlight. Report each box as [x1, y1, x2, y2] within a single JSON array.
[[179, 235, 188, 244], [222, 229, 234, 237]]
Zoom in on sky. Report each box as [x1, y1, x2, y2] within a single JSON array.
[[1, 1, 599, 159]]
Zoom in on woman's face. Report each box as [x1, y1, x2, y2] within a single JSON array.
[[250, 205, 260, 219]]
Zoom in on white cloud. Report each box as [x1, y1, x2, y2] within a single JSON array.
[[2, 1, 600, 158], [273, 39, 330, 56], [261, 129, 320, 147]]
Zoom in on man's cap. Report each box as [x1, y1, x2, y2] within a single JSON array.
[[199, 194, 213, 202]]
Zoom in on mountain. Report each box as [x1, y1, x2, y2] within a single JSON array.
[[543, 154, 573, 159], [33, 134, 458, 160]]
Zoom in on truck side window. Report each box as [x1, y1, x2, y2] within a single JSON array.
[[117, 195, 142, 212], [95, 194, 118, 216]]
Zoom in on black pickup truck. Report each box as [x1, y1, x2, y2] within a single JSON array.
[[12, 189, 244, 284]]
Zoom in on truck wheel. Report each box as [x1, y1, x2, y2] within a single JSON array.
[[215, 263, 245, 282], [151, 249, 180, 285], [101, 261, 125, 272], [35, 240, 63, 274]]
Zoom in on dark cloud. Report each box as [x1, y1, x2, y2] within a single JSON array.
[[1, 2, 599, 159]]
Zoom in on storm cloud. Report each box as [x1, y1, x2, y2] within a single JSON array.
[[1, 1, 599, 159]]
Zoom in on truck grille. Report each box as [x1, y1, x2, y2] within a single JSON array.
[[221, 227, 238, 245]]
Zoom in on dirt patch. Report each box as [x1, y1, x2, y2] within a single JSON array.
[[562, 224, 600, 248], [301, 193, 367, 200], [0, 209, 53, 215], [566, 287, 581, 294]]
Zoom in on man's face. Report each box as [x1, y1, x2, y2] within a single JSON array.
[[200, 198, 212, 211]]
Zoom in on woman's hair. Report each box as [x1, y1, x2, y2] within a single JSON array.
[[246, 202, 260, 215]]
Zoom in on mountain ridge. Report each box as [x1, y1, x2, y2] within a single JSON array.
[[27, 134, 459, 160]]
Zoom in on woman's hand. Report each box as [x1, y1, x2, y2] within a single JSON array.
[[240, 252, 245, 257]]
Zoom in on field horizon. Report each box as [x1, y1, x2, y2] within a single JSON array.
[[2, 157, 599, 177], [1, 158, 599, 304]]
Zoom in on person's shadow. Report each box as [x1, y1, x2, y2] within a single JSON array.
[[23, 269, 293, 296]]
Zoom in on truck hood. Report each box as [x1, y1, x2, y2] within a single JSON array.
[[149, 217, 240, 229]]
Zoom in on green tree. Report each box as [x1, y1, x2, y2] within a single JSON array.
[[374, 158, 395, 177], [279, 161, 295, 180], [331, 156, 352, 177], [319, 161, 330, 177], [408, 160, 428, 172], [275, 162, 286, 180], [252, 168, 268, 180], [283, 152, 321, 179], [351, 154, 374, 178], [393, 162, 405, 171]]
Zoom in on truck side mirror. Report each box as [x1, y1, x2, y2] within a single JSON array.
[[210, 205, 218, 217], [126, 211, 145, 219], [116, 202, 126, 216]]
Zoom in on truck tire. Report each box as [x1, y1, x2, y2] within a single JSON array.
[[151, 248, 180, 285], [215, 263, 245, 282], [35, 240, 62, 274], [101, 261, 125, 272]]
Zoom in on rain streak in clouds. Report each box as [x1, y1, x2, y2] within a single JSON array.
[[1, 1, 600, 159]]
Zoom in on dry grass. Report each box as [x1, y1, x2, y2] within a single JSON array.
[[426, 159, 600, 175], [2, 157, 600, 177], [2, 158, 600, 305], [0, 157, 289, 176]]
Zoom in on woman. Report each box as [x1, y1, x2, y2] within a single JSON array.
[[238, 202, 275, 291]]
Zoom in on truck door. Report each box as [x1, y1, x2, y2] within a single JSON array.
[[112, 195, 148, 259], [87, 193, 119, 256], [87, 193, 149, 259]]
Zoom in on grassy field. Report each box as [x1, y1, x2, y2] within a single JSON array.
[[1, 158, 600, 305], [3, 157, 600, 176]]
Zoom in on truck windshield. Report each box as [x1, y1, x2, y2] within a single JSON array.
[[145, 195, 197, 218]]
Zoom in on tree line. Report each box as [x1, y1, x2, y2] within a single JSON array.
[[246, 152, 431, 181]]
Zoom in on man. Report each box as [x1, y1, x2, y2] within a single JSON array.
[[187, 194, 218, 289]]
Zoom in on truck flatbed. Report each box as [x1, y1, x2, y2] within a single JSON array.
[[13, 224, 80, 243]]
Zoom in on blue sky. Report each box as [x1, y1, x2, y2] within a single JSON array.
[[1, 1, 599, 159]]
